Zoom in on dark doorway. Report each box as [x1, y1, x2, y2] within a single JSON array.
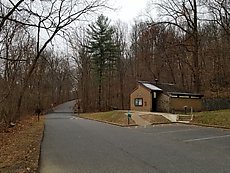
[[152, 91, 157, 112]]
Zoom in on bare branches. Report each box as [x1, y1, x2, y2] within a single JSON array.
[[0, 0, 25, 32], [0, 57, 27, 62], [205, 0, 230, 35], [0, 0, 109, 121]]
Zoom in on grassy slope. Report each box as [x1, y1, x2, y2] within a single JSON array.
[[79, 111, 136, 125], [192, 109, 230, 128]]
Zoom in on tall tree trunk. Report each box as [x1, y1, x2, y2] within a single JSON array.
[[98, 70, 102, 111], [119, 72, 124, 109], [193, 0, 200, 93]]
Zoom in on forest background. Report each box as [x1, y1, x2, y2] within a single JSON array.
[[0, 0, 229, 124]]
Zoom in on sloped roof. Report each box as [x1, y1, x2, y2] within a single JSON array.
[[156, 83, 188, 93], [140, 81, 162, 91], [138, 81, 203, 96]]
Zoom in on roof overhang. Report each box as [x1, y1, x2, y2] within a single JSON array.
[[168, 92, 204, 98]]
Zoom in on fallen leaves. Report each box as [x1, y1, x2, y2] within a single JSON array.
[[0, 116, 44, 173]]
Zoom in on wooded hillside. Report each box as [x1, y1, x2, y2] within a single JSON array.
[[0, 0, 229, 121], [70, 0, 230, 112]]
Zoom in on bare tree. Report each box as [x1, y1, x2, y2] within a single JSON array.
[[204, 0, 230, 36], [0, 0, 25, 32], [0, 0, 108, 121], [151, 0, 202, 92]]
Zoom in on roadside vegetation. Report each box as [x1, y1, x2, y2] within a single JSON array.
[[79, 111, 136, 126], [0, 116, 44, 173], [192, 109, 230, 128]]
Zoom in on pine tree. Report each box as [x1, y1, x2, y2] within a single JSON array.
[[87, 14, 117, 111]]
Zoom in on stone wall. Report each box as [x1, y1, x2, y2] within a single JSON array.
[[157, 94, 170, 112]]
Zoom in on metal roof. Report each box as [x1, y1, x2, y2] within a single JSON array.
[[139, 81, 162, 91], [138, 81, 203, 97]]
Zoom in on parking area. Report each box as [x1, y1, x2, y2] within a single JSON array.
[[136, 124, 230, 145], [126, 124, 230, 172], [133, 123, 230, 154]]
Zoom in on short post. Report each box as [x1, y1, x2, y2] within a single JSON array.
[[184, 106, 187, 115], [78, 105, 80, 116], [190, 107, 194, 121], [35, 107, 41, 122], [127, 110, 132, 125]]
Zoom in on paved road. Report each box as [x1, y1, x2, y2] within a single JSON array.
[[39, 101, 230, 173]]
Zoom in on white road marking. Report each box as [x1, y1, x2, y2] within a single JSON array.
[[142, 129, 198, 135], [158, 129, 198, 134], [184, 134, 230, 142]]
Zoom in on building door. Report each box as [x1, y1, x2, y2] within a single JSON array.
[[152, 92, 157, 112]]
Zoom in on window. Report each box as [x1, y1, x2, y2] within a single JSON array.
[[134, 98, 143, 106], [179, 95, 190, 99], [191, 96, 200, 99]]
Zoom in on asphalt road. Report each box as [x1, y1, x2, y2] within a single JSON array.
[[39, 101, 230, 173]]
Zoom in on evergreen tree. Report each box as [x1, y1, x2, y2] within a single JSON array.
[[87, 14, 117, 111]]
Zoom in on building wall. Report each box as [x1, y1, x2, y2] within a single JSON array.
[[130, 85, 152, 112], [157, 93, 170, 112], [170, 98, 203, 112]]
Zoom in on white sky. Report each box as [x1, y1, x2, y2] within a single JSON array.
[[106, 0, 151, 24]]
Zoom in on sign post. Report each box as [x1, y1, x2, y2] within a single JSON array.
[[127, 111, 132, 125]]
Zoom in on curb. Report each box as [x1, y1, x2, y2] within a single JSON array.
[[151, 122, 175, 126], [76, 116, 230, 130], [177, 122, 230, 130], [78, 116, 138, 127]]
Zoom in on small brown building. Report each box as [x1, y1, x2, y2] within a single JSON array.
[[130, 81, 203, 113]]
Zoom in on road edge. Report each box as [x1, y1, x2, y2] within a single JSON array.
[[37, 118, 46, 173]]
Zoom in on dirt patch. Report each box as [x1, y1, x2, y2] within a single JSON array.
[[0, 116, 44, 173], [140, 114, 171, 124]]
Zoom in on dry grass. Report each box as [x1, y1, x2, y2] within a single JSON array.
[[79, 111, 136, 126], [192, 109, 230, 128], [0, 116, 44, 173], [140, 114, 171, 124]]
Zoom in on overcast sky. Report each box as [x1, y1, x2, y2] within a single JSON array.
[[106, 0, 151, 23]]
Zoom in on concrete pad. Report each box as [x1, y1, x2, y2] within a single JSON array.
[[130, 112, 151, 126], [131, 111, 179, 122]]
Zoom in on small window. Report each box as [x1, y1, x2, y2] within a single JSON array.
[[191, 96, 200, 99], [134, 98, 143, 106], [179, 96, 190, 99]]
